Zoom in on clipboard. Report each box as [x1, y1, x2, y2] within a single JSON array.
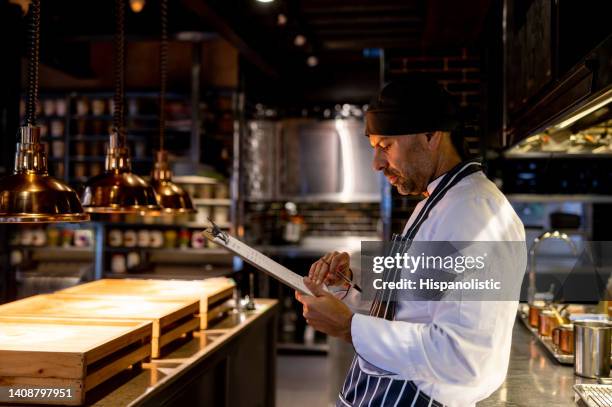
[[203, 220, 314, 296]]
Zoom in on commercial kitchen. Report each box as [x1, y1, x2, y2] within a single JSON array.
[[0, 0, 611, 406]]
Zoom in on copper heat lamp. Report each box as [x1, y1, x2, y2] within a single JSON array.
[[150, 0, 195, 214], [0, 0, 88, 223], [80, 0, 160, 214]]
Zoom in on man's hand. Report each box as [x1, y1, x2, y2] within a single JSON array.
[[309, 251, 351, 287], [295, 277, 354, 343]]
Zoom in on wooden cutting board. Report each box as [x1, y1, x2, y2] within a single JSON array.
[[0, 294, 199, 358], [59, 278, 235, 329], [0, 316, 151, 405]]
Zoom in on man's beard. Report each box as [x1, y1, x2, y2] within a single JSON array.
[[396, 178, 418, 195], [389, 172, 425, 196]]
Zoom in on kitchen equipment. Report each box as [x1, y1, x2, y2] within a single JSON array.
[[148, 3, 196, 215], [574, 321, 612, 378], [164, 229, 177, 248], [76, 97, 89, 115], [552, 324, 574, 354], [74, 163, 87, 178], [529, 301, 545, 328], [538, 310, 560, 336], [150, 230, 163, 247], [50, 119, 64, 137], [51, 139, 65, 158], [178, 228, 190, 248], [31, 228, 46, 246], [0, 316, 151, 406], [111, 253, 127, 273], [92, 99, 106, 116], [107, 229, 123, 247], [46, 227, 60, 246], [127, 251, 140, 269], [61, 228, 74, 246], [55, 98, 67, 117], [137, 229, 150, 247], [570, 314, 610, 322], [79, 0, 159, 214], [123, 229, 137, 247], [42, 99, 55, 116], [73, 229, 93, 247], [528, 231, 577, 304], [573, 384, 612, 407], [191, 230, 206, 248]]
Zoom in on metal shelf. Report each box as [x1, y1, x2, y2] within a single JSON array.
[[192, 198, 232, 206], [9, 246, 94, 261], [105, 247, 228, 255], [68, 156, 152, 162], [506, 194, 612, 203]]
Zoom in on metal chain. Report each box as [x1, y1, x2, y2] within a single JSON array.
[[159, 0, 168, 151], [24, 0, 41, 127], [113, 0, 126, 145]]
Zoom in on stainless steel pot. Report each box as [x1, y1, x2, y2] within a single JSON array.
[[574, 321, 612, 378]]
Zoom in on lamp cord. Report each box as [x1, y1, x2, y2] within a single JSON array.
[[113, 0, 126, 146], [159, 0, 168, 152], [24, 0, 41, 127]]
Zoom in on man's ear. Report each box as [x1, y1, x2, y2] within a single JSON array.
[[425, 131, 446, 151]]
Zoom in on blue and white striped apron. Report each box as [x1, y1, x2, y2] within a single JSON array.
[[337, 160, 483, 407]]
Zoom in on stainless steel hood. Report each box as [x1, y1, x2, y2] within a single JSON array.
[[243, 118, 381, 202]]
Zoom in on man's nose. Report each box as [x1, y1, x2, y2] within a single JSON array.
[[372, 149, 387, 172]]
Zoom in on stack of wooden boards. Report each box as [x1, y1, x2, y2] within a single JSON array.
[[0, 277, 235, 405]]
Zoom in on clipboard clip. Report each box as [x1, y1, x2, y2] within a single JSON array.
[[206, 218, 229, 244]]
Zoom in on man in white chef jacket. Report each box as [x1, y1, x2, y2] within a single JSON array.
[[295, 76, 527, 407]]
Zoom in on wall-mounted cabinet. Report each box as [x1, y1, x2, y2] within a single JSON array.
[[503, 0, 612, 147]]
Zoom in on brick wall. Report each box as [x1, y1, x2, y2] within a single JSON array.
[[385, 48, 482, 155]]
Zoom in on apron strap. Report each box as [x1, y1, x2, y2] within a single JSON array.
[[370, 159, 483, 320]]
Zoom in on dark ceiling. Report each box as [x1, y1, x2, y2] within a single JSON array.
[[27, 0, 491, 104]]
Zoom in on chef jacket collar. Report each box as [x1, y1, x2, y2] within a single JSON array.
[[426, 174, 444, 196]]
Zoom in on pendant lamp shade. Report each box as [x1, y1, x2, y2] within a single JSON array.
[[81, 0, 159, 214], [0, 0, 88, 223], [0, 126, 89, 223], [151, 0, 195, 214], [81, 133, 159, 213], [151, 151, 196, 214]]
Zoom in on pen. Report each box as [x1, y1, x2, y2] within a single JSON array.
[[321, 261, 362, 293], [334, 269, 363, 293]]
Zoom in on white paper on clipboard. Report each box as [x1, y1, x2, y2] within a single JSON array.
[[203, 224, 313, 296]]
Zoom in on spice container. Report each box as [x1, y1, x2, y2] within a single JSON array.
[[538, 310, 559, 337]]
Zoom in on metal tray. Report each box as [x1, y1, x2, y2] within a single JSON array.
[[517, 306, 574, 365], [518, 306, 612, 366]]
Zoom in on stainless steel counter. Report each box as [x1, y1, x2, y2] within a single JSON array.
[[479, 317, 595, 406], [87, 299, 278, 407]]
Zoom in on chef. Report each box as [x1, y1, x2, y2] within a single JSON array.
[[295, 76, 527, 407]]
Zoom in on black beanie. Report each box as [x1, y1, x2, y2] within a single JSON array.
[[365, 75, 462, 137]]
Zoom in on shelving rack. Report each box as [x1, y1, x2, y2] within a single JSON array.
[[26, 91, 193, 185]]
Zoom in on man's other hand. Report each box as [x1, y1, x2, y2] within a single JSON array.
[[308, 251, 351, 287], [295, 277, 354, 343]]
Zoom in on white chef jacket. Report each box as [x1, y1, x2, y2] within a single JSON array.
[[344, 171, 527, 407]]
